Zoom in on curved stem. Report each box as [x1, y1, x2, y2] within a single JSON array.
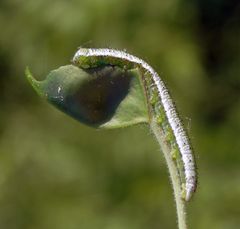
[[151, 120, 187, 229]]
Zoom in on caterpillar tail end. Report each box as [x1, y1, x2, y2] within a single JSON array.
[[185, 183, 196, 202]]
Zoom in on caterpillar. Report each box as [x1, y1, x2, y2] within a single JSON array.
[[72, 48, 197, 201]]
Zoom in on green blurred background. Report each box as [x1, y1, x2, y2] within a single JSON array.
[[0, 0, 240, 228]]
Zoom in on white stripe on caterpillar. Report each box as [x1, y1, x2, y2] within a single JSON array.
[[73, 48, 197, 201]]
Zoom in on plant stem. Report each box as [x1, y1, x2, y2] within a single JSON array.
[[150, 120, 187, 229]]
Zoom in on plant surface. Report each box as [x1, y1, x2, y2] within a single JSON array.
[[26, 48, 197, 229]]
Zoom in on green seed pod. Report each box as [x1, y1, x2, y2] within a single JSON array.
[[26, 64, 148, 128]]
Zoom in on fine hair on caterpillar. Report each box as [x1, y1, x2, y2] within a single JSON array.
[[73, 48, 197, 201]]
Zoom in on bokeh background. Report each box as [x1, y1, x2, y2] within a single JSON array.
[[1, 0, 240, 228]]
